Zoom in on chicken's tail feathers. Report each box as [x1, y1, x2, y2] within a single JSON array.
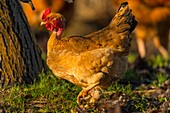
[[119, 2, 138, 32], [108, 2, 138, 55], [117, 2, 128, 12], [110, 2, 138, 33]]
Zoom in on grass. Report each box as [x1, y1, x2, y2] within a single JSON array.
[[149, 55, 170, 68], [151, 73, 167, 87], [0, 54, 170, 112], [106, 83, 133, 96], [0, 72, 81, 112]]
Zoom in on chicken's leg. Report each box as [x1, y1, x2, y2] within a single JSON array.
[[135, 27, 147, 58], [77, 82, 101, 105], [137, 38, 146, 58], [153, 36, 168, 59]]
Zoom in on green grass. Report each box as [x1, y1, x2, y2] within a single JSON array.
[[128, 52, 137, 63], [0, 72, 81, 112], [106, 83, 133, 96], [151, 73, 167, 87], [149, 55, 170, 68], [0, 55, 170, 112]]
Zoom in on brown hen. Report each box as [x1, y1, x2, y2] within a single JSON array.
[[114, 0, 170, 58], [41, 2, 137, 106]]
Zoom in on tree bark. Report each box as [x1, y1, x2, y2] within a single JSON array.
[[0, 0, 45, 87]]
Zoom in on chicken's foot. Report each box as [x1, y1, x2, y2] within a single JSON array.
[[77, 82, 101, 106]]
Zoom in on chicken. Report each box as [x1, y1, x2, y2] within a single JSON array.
[[40, 2, 137, 106], [114, 0, 170, 59]]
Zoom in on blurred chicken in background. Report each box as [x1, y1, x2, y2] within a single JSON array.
[[113, 0, 170, 59]]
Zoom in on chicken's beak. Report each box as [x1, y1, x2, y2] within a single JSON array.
[[40, 22, 46, 26]]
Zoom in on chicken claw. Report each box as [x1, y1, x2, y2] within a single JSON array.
[[77, 82, 100, 105]]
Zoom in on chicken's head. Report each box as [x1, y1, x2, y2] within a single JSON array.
[[41, 8, 65, 37]]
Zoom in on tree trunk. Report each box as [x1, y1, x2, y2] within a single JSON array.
[[0, 0, 45, 87]]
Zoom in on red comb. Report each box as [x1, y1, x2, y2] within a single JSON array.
[[42, 8, 51, 20]]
